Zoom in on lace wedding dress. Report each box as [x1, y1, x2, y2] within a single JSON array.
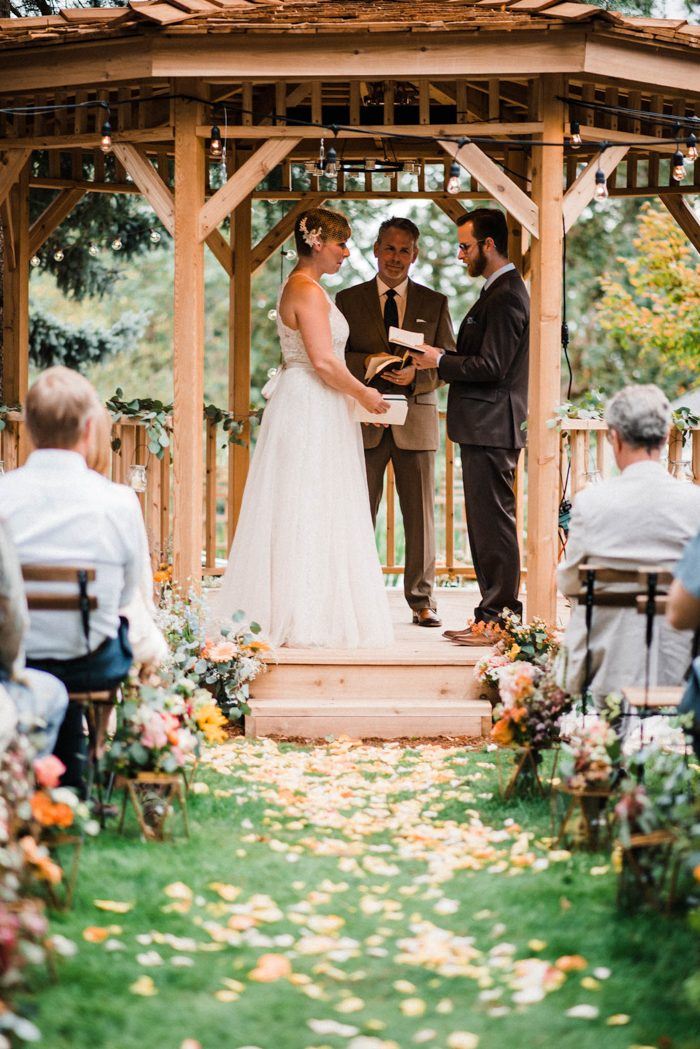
[[210, 279, 393, 649]]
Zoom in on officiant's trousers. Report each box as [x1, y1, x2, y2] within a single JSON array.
[[459, 444, 523, 624], [365, 429, 436, 612]]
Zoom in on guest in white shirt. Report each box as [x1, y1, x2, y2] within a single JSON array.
[[557, 384, 700, 717], [0, 367, 143, 788]]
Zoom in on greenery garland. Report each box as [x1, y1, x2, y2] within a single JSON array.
[[0, 404, 21, 433]]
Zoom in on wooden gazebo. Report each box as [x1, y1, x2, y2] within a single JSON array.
[[1, 0, 699, 628]]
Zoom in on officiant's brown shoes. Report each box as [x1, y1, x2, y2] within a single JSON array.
[[412, 608, 442, 627], [448, 629, 494, 647]]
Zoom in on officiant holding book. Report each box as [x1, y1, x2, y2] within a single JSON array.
[[336, 217, 456, 627]]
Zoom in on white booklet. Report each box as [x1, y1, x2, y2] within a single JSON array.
[[387, 326, 426, 352], [353, 394, 408, 426]]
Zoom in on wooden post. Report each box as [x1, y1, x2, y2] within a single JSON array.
[[228, 192, 252, 545], [1, 162, 30, 409], [525, 77, 564, 623], [172, 90, 205, 590]]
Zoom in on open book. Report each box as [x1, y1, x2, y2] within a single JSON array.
[[364, 349, 414, 385]]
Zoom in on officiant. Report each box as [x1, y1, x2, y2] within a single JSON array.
[[336, 217, 456, 627]]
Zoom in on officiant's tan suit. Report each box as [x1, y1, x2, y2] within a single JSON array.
[[336, 276, 456, 616]]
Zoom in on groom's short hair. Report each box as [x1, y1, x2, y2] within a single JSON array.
[[375, 216, 420, 245], [455, 208, 508, 257]]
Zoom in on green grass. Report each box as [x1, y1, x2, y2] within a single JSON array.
[[23, 742, 700, 1049]]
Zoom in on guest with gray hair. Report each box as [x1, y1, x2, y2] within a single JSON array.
[[557, 383, 700, 713]]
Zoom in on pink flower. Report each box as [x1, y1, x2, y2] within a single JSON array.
[[140, 711, 168, 750], [33, 755, 66, 789]]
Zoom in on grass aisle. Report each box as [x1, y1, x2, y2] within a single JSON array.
[[29, 740, 698, 1049]]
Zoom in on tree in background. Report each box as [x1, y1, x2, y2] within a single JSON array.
[[595, 202, 700, 394]]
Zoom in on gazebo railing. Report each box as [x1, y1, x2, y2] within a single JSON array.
[[2, 414, 698, 580]]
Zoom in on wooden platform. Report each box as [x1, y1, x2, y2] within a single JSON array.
[[246, 588, 494, 740]]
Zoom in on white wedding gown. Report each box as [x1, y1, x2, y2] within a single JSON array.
[[210, 279, 393, 649]]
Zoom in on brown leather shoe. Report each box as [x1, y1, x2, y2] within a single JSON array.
[[449, 628, 495, 647], [442, 625, 471, 639], [412, 608, 442, 627]]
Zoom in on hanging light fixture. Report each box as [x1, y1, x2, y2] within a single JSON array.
[[99, 118, 113, 154], [593, 166, 608, 204], [149, 228, 162, 244], [53, 247, 64, 262], [209, 125, 223, 161], [325, 144, 339, 179], [111, 235, 123, 251], [671, 147, 686, 182], [686, 133, 698, 163], [446, 159, 461, 195], [30, 254, 41, 268], [569, 119, 582, 149], [88, 242, 99, 257]]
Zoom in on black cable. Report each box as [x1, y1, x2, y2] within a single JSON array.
[[559, 94, 699, 130]]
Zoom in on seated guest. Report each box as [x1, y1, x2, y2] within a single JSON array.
[[87, 407, 168, 673], [667, 529, 700, 631], [557, 384, 700, 715], [0, 366, 145, 789], [0, 519, 68, 755]]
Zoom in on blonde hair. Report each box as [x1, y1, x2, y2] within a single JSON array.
[[25, 366, 101, 450], [294, 206, 351, 257], [86, 406, 113, 476]]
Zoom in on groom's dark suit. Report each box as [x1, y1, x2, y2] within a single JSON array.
[[438, 266, 529, 623]]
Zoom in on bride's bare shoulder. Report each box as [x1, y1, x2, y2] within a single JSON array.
[[282, 272, 325, 303]]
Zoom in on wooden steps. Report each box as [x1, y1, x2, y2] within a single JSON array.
[[245, 589, 494, 740]]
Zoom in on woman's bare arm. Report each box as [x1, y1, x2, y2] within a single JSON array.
[[666, 578, 700, 631]]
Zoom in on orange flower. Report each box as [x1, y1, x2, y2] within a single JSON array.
[[19, 836, 62, 885], [491, 717, 514, 747], [693, 864, 700, 882], [30, 791, 74, 829], [555, 954, 587, 972], [201, 639, 238, 663], [244, 639, 269, 655]]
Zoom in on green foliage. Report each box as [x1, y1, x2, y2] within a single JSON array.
[[0, 402, 20, 432], [105, 388, 171, 458], [30, 307, 147, 371]]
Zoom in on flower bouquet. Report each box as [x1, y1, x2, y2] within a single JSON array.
[[475, 610, 559, 691], [552, 719, 621, 850], [106, 686, 200, 778]]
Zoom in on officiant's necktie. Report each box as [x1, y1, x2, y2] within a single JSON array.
[[383, 288, 399, 335]]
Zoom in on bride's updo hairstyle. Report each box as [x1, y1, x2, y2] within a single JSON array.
[[294, 206, 351, 257]]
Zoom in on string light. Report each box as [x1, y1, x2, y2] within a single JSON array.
[[687, 133, 698, 162], [671, 147, 686, 182], [30, 255, 41, 268], [325, 144, 339, 179], [99, 117, 112, 154], [111, 235, 123, 251], [88, 242, 99, 257], [446, 159, 461, 195], [209, 125, 223, 161], [148, 228, 161, 244], [53, 248, 64, 262], [569, 119, 582, 149], [594, 166, 608, 205]]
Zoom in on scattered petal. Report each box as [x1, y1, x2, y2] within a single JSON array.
[[93, 900, 133, 913], [446, 1035, 479, 1049], [606, 1015, 631, 1026], [130, 975, 157, 997], [565, 1005, 599, 1020]]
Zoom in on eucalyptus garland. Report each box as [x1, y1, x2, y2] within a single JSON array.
[[0, 404, 21, 433]]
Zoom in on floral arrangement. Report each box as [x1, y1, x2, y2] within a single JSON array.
[[157, 589, 267, 721], [559, 720, 621, 792], [490, 665, 571, 751], [475, 610, 558, 691], [30, 755, 100, 843]]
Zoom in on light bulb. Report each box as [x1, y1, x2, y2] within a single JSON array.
[[570, 119, 582, 149], [100, 119, 112, 154], [325, 145, 339, 178], [53, 248, 64, 262], [267, 308, 277, 321], [88, 242, 99, 257], [283, 249, 297, 261], [594, 168, 608, 204], [149, 228, 161, 244], [209, 125, 223, 161], [446, 160, 461, 195], [672, 148, 686, 182], [686, 133, 698, 163], [111, 236, 123, 251], [30, 255, 41, 268]]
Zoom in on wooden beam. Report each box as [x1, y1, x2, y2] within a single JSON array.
[[438, 139, 539, 239], [112, 143, 175, 234], [250, 194, 325, 275], [562, 146, 628, 233], [195, 122, 544, 140], [1, 127, 173, 151], [579, 125, 683, 155], [526, 76, 565, 623], [0, 149, 31, 211], [659, 193, 700, 254], [432, 196, 468, 224], [1, 164, 30, 409], [199, 137, 301, 243], [172, 90, 205, 590], [0, 198, 16, 270], [228, 195, 252, 547], [206, 228, 234, 278], [28, 188, 84, 258]]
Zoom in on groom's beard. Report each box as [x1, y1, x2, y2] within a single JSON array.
[[467, 246, 488, 279]]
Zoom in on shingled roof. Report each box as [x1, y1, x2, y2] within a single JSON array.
[[0, 0, 697, 49]]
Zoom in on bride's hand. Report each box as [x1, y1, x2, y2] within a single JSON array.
[[359, 387, 390, 415]]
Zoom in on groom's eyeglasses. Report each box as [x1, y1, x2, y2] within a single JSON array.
[[458, 239, 485, 254]]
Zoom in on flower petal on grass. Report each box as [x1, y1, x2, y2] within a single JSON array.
[[93, 899, 133, 913], [565, 1005, 599, 1019], [446, 1035, 479, 1049], [130, 975, 157, 996], [605, 1014, 631, 1026], [249, 953, 292, 982]]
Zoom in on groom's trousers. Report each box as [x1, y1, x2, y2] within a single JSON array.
[[459, 444, 523, 623], [364, 429, 436, 612]]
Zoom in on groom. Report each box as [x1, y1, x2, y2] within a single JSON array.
[[336, 217, 456, 626], [415, 208, 529, 644]]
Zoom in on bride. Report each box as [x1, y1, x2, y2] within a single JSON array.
[[210, 206, 394, 649]]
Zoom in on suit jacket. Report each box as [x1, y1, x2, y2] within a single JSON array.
[[439, 268, 529, 449], [336, 277, 456, 451], [556, 461, 700, 699]]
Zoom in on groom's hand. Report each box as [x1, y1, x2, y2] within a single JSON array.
[[414, 344, 442, 370], [383, 364, 416, 387]]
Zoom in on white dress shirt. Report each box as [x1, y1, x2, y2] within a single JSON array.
[[377, 275, 409, 327], [483, 261, 516, 293], [0, 450, 146, 660]]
